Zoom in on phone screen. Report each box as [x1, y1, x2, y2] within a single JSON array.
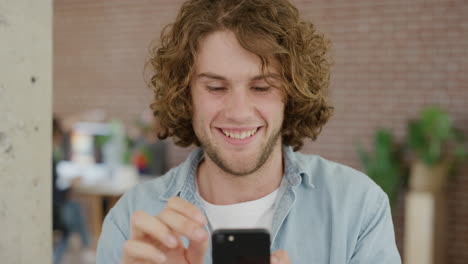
[[212, 229, 270, 264]]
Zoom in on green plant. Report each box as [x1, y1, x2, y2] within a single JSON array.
[[357, 129, 404, 209], [95, 134, 112, 149], [407, 106, 467, 166]]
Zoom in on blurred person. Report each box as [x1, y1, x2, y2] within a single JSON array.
[[97, 0, 401, 263], [52, 116, 94, 263]]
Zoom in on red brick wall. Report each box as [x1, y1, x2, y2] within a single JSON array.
[[54, 0, 468, 262]]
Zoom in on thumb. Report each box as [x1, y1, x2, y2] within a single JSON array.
[[271, 249, 290, 264], [185, 232, 209, 264]]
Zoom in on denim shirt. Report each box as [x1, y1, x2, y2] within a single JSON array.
[[97, 146, 401, 263]]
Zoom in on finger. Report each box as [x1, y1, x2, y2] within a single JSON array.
[[157, 208, 208, 242], [271, 249, 290, 264], [122, 240, 167, 264], [130, 210, 179, 248], [186, 232, 209, 264], [166, 196, 207, 224]]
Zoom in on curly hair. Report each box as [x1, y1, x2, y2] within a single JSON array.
[[148, 0, 333, 151]]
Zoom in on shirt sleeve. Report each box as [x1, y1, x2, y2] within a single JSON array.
[[96, 212, 127, 263], [349, 191, 402, 264]]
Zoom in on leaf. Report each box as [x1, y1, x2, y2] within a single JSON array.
[[454, 145, 467, 161], [407, 121, 426, 154], [357, 144, 370, 171], [375, 129, 392, 160], [356, 129, 403, 211], [421, 106, 452, 140], [425, 141, 441, 166]]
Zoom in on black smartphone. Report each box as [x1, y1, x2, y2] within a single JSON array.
[[212, 228, 270, 264]]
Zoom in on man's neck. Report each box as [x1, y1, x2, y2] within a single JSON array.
[[196, 142, 284, 205]]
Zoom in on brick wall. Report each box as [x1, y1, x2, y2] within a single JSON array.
[[54, 0, 468, 262]]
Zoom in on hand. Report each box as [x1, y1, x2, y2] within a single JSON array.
[[271, 249, 291, 264], [122, 197, 208, 264]]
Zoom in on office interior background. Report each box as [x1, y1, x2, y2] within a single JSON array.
[[1, 0, 467, 263], [53, 0, 468, 262]]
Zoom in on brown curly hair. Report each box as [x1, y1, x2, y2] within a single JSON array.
[[148, 0, 333, 151]]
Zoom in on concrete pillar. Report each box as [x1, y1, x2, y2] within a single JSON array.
[[0, 0, 52, 263]]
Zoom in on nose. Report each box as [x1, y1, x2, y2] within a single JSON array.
[[224, 87, 254, 123]]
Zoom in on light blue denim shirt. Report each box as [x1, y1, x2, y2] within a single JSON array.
[[97, 146, 401, 263]]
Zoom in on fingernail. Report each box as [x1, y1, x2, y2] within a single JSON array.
[[193, 228, 206, 241], [166, 235, 177, 247], [271, 256, 279, 264], [154, 253, 166, 263]]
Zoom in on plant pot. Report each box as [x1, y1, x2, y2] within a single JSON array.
[[406, 158, 451, 264], [409, 158, 451, 193], [404, 192, 447, 264]]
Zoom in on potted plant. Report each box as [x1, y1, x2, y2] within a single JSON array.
[[357, 129, 406, 210], [406, 106, 467, 193]]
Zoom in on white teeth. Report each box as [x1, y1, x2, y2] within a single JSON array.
[[221, 128, 258, 139]]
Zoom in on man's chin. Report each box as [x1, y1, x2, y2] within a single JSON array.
[[209, 151, 262, 176], [218, 161, 260, 177]]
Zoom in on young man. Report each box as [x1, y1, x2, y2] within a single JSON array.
[[97, 0, 401, 263]]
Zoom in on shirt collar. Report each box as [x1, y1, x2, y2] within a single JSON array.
[[282, 145, 315, 188], [160, 145, 315, 200], [160, 148, 204, 201]]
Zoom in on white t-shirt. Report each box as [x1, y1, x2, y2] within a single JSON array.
[[201, 189, 279, 233]]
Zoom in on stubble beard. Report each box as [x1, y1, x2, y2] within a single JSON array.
[[199, 127, 282, 176]]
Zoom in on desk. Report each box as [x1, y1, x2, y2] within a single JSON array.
[[74, 176, 154, 248]]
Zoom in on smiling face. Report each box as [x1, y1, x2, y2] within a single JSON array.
[[190, 30, 285, 176]]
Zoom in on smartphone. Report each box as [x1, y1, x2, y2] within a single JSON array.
[[212, 228, 270, 264]]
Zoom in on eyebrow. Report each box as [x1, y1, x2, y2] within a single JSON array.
[[196, 72, 280, 81]]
